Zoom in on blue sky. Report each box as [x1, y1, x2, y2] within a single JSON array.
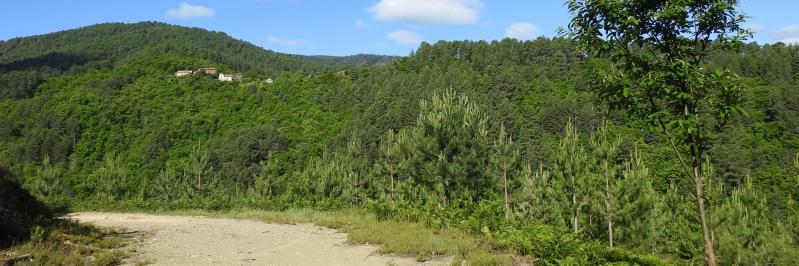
[[1, 0, 798, 56]]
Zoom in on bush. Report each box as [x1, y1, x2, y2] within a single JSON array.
[[0, 163, 51, 248], [364, 198, 670, 265]]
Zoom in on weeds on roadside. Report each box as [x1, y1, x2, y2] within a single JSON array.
[[1, 219, 131, 266]]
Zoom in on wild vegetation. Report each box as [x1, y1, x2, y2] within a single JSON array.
[[2, 1, 799, 264], [1, 163, 132, 265]]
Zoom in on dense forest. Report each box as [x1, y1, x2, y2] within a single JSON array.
[[1, 15, 799, 265], [0, 22, 329, 100], [302, 54, 400, 66]]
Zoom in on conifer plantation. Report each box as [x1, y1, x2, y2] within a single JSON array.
[[2, 1, 799, 264]]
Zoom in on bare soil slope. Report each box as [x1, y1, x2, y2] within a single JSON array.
[[68, 212, 447, 266]]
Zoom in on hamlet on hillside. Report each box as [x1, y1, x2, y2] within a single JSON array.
[[175, 67, 241, 82]]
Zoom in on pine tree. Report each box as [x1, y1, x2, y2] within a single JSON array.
[[616, 145, 659, 252], [490, 125, 519, 218], [517, 163, 537, 219], [254, 151, 281, 197], [712, 174, 799, 265], [657, 180, 701, 258], [311, 152, 342, 200], [344, 138, 367, 206], [553, 119, 593, 233], [518, 163, 567, 227], [409, 89, 490, 205], [589, 119, 620, 247], [152, 163, 179, 203], [376, 129, 402, 200], [188, 142, 209, 188], [647, 184, 667, 255], [34, 155, 62, 199], [93, 153, 127, 199]]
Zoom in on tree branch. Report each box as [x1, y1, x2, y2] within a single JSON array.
[[648, 95, 697, 184]]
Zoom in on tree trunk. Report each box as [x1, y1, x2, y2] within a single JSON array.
[[604, 160, 614, 248], [350, 172, 358, 207], [694, 165, 717, 266], [503, 170, 510, 218], [571, 175, 578, 233], [442, 178, 450, 206], [389, 172, 395, 199]]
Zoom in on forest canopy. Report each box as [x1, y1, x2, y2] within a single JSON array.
[[1, 21, 799, 264]]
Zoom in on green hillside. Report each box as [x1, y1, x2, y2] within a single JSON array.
[[1, 20, 798, 264], [0, 22, 324, 99]]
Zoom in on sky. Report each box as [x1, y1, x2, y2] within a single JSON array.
[[1, 0, 798, 56]]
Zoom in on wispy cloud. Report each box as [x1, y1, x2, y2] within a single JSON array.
[[775, 24, 799, 44], [355, 20, 370, 29], [267, 35, 311, 47], [368, 0, 482, 25], [505, 22, 538, 41], [387, 30, 422, 45], [744, 23, 764, 34], [165, 2, 215, 19]]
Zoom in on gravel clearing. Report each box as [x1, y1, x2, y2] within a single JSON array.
[[68, 212, 450, 266]]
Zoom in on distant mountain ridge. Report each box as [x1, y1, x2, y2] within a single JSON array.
[[0, 22, 321, 72], [302, 54, 401, 66], [0, 21, 391, 99]]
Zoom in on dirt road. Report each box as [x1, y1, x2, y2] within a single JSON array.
[[68, 212, 448, 266]]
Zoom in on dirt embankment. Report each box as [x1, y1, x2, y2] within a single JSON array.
[[68, 212, 448, 266]]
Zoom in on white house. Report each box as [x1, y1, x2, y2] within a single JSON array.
[[218, 73, 242, 82], [265, 78, 274, 84]]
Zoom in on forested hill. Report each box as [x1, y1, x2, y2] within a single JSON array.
[[2, 22, 799, 264], [302, 54, 400, 66], [0, 22, 325, 99]]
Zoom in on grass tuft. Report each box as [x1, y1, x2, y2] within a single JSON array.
[[1, 219, 131, 265]]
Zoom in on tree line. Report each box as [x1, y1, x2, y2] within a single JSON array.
[[2, 1, 799, 264]]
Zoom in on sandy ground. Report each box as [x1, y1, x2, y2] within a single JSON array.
[[67, 212, 450, 266]]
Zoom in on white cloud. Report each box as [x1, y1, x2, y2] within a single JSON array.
[[355, 20, 370, 29], [165, 2, 215, 19], [780, 37, 799, 45], [387, 30, 422, 45], [368, 0, 481, 25], [505, 22, 539, 41], [744, 23, 764, 33], [267, 36, 311, 47], [776, 24, 799, 44]]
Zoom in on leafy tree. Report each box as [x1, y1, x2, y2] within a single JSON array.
[[206, 125, 287, 189], [566, 1, 750, 264]]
